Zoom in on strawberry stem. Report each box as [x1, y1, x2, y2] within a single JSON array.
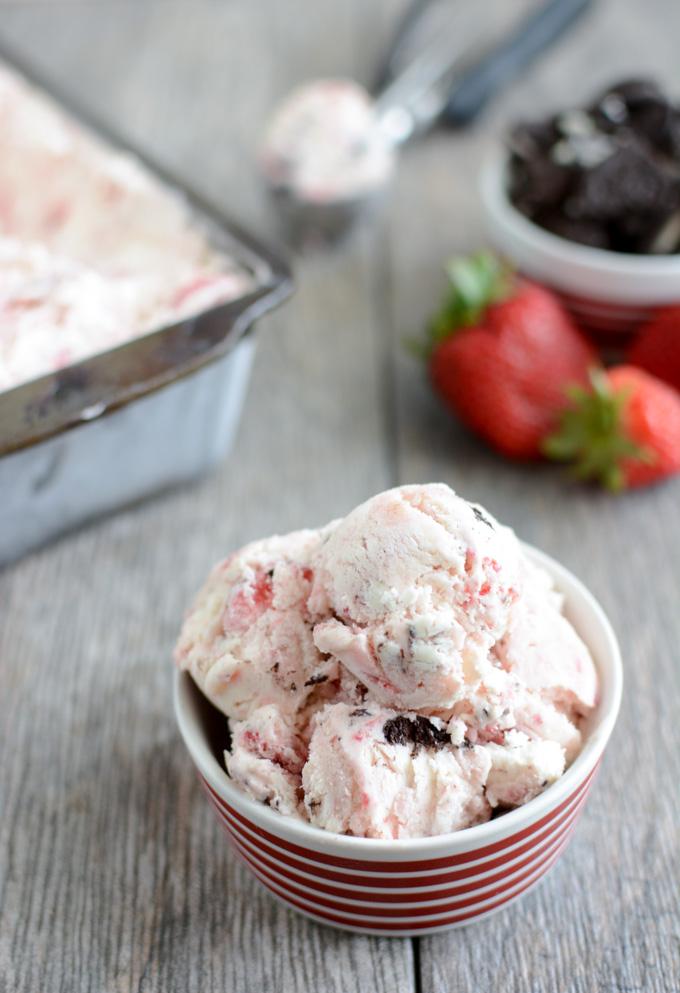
[[542, 369, 650, 491], [418, 250, 513, 357]]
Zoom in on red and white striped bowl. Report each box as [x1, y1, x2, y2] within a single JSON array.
[[174, 545, 622, 936], [481, 156, 680, 344]]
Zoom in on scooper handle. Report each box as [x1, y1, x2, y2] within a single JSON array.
[[444, 0, 594, 126]]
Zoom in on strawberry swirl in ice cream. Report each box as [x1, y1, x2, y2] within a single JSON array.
[[175, 484, 598, 839]]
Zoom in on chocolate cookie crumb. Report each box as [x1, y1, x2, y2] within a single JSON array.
[[383, 715, 451, 750], [507, 77, 680, 254], [472, 505, 494, 529], [350, 708, 371, 717], [304, 674, 329, 687]]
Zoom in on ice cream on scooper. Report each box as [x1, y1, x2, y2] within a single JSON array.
[[257, 4, 592, 246], [260, 80, 396, 208]]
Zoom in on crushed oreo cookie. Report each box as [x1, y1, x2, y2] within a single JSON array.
[[350, 708, 371, 717], [304, 673, 329, 687], [507, 78, 680, 254], [472, 505, 494, 529], [383, 715, 451, 751]]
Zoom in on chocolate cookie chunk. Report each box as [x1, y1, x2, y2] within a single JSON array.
[[507, 78, 680, 255], [383, 715, 451, 751]]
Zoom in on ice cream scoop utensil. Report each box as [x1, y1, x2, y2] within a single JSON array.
[[265, 0, 593, 248]]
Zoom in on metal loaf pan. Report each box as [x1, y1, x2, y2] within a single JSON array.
[[0, 44, 293, 565]]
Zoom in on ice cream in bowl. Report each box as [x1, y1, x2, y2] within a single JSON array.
[[173, 484, 622, 935]]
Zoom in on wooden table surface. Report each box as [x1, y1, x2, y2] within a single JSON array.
[[1, 2, 679, 991]]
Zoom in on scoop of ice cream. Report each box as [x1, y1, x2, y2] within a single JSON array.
[[226, 704, 306, 817], [495, 562, 598, 720], [484, 730, 565, 808], [260, 79, 395, 204], [175, 528, 338, 721], [310, 484, 523, 710], [302, 703, 491, 838], [506, 687, 584, 763]]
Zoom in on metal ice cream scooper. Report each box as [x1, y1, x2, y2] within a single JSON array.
[[259, 0, 593, 248]]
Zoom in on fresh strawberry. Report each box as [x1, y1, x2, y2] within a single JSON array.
[[424, 252, 596, 459], [543, 366, 680, 489], [628, 306, 680, 392]]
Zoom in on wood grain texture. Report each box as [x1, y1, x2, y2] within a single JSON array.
[[1, 1, 679, 992]]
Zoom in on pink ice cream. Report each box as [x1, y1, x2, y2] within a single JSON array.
[[226, 704, 306, 818], [175, 484, 599, 839], [302, 705, 491, 838], [175, 528, 339, 721], [495, 562, 597, 719], [309, 484, 523, 711], [260, 79, 395, 204], [0, 61, 252, 392]]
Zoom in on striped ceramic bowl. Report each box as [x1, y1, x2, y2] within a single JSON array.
[[481, 155, 680, 345], [174, 545, 622, 936]]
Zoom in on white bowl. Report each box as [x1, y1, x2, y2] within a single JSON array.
[[174, 543, 622, 936], [481, 154, 680, 338]]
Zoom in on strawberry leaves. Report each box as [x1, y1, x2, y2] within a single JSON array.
[[413, 251, 513, 358], [543, 369, 652, 490]]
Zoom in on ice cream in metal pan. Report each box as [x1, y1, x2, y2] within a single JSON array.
[[0, 61, 255, 394], [176, 484, 598, 840], [0, 47, 291, 564]]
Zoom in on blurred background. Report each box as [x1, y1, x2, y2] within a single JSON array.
[[1, 2, 679, 992]]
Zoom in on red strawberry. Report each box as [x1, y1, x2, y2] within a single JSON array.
[[425, 252, 596, 459], [543, 365, 680, 489], [628, 306, 680, 392]]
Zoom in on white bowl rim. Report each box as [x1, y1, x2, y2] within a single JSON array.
[[481, 153, 680, 301], [174, 542, 622, 858]]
